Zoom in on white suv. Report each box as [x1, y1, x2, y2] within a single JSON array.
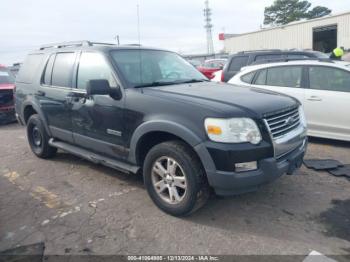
[[229, 60, 350, 142]]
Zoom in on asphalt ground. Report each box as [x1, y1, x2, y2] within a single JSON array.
[[0, 123, 349, 260]]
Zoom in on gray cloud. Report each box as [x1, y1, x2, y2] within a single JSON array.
[[0, 0, 347, 65]]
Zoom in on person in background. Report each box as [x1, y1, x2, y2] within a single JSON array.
[[330, 47, 344, 60]]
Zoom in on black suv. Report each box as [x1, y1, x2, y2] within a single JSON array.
[[221, 49, 330, 82], [15, 41, 307, 216]]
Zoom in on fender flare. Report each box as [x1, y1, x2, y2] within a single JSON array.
[[127, 120, 203, 164], [22, 101, 52, 137]]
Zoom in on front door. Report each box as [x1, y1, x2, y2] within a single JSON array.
[[304, 65, 350, 140], [71, 51, 126, 159], [39, 52, 78, 143]]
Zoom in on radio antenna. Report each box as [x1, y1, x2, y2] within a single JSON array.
[[137, 4, 141, 45]]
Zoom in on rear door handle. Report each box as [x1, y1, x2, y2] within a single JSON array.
[[307, 96, 322, 101]]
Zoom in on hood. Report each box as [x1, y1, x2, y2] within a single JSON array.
[[0, 83, 15, 90], [145, 82, 299, 117]]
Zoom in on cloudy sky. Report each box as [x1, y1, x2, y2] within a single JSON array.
[[1, 0, 349, 65]]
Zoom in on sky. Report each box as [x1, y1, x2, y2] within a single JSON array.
[[1, 0, 349, 65]]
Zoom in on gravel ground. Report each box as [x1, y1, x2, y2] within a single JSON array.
[[0, 123, 349, 259]]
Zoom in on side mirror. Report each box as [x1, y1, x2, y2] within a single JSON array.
[[86, 79, 111, 96], [219, 65, 224, 70]]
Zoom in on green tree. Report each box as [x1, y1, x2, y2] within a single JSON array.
[[264, 0, 331, 26], [306, 6, 332, 19]]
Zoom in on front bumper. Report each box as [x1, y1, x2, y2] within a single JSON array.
[[194, 135, 307, 196], [0, 107, 16, 124]]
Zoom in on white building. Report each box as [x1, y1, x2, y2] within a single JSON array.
[[223, 11, 350, 54]]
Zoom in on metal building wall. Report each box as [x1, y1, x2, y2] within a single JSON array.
[[224, 12, 350, 54]]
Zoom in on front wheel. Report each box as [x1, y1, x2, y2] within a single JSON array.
[[27, 114, 57, 159], [143, 141, 210, 216]]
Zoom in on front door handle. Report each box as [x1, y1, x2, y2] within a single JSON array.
[[307, 96, 322, 101], [36, 90, 46, 96], [66, 92, 86, 104]]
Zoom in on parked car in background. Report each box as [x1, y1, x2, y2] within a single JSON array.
[[187, 59, 201, 68], [211, 70, 222, 82], [221, 49, 330, 82], [229, 60, 350, 142], [8, 63, 22, 77], [0, 65, 16, 123], [15, 41, 306, 216], [197, 59, 227, 79]]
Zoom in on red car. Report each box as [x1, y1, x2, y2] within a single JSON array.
[[197, 59, 227, 79], [0, 65, 16, 123]]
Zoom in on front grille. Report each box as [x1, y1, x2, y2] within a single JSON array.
[[0, 89, 14, 107], [265, 107, 300, 139]]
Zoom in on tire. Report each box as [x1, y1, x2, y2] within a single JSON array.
[[27, 114, 57, 159], [143, 140, 210, 216]]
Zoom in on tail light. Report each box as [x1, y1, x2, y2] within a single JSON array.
[[221, 71, 225, 82]]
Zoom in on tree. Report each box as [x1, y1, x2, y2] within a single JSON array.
[[263, 0, 331, 26], [306, 6, 332, 19]]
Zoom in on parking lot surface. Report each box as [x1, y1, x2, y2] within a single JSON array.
[[0, 123, 349, 257]]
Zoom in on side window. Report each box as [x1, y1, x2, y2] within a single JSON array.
[[254, 69, 267, 85], [241, 72, 255, 84], [228, 56, 248, 72], [51, 53, 76, 88], [309, 66, 350, 93], [16, 54, 45, 84], [254, 54, 282, 61], [42, 54, 55, 85], [266, 66, 302, 87], [77, 52, 117, 89]]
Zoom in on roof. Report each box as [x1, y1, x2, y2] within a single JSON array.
[[225, 11, 350, 39]]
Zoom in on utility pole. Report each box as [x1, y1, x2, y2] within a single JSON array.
[[204, 0, 214, 55]]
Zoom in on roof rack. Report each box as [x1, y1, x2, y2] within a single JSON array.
[[39, 41, 116, 50], [237, 49, 282, 54], [251, 57, 334, 66]]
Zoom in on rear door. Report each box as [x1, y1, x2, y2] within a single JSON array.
[[224, 56, 248, 81], [251, 66, 305, 104], [39, 52, 78, 143], [304, 65, 350, 140]]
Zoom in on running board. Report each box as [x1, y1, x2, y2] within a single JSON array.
[[49, 139, 140, 174]]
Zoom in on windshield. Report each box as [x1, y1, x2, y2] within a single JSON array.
[[111, 50, 207, 88], [0, 68, 15, 84]]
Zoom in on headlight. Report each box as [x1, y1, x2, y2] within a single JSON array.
[[204, 118, 262, 144], [298, 106, 307, 127]]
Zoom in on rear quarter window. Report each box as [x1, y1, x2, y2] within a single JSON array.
[[16, 54, 45, 84], [240, 72, 255, 84]]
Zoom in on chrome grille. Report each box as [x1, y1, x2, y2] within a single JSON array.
[[0, 90, 14, 106], [265, 107, 300, 139]]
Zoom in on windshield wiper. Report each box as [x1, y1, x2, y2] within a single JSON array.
[[178, 79, 209, 84], [134, 81, 178, 88], [134, 79, 208, 88]]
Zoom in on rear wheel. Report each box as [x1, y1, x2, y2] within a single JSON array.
[[27, 114, 57, 158], [143, 141, 210, 216]]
